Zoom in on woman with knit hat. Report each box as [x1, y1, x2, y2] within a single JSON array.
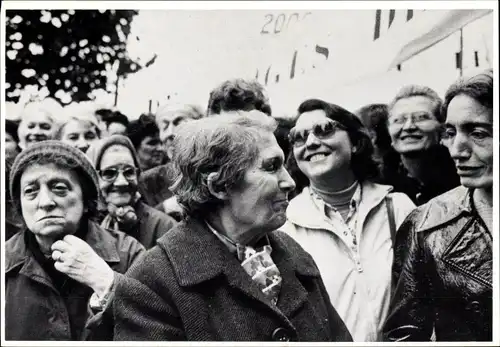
[[86, 134, 176, 249], [5, 141, 145, 340]]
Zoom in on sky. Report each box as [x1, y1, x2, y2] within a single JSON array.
[[114, 8, 493, 119], [4, 7, 494, 120]]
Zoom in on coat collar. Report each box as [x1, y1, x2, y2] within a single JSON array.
[[157, 217, 321, 317], [287, 181, 393, 230], [5, 220, 121, 275], [415, 186, 472, 233]]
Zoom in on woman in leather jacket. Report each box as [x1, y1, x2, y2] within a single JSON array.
[[383, 69, 493, 342]]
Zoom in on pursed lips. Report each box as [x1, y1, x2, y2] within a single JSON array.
[[37, 215, 64, 221]]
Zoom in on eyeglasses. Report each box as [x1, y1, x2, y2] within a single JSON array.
[[388, 113, 436, 126], [288, 119, 346, 147], [98, 166, 138, 182]]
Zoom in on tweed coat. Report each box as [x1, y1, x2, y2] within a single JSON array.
[[114, 217, 352, 342]]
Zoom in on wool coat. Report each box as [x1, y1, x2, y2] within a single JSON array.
[[114, 217, 352, 342], [129, 201, 176, 249], [5, 221, 145, 341]]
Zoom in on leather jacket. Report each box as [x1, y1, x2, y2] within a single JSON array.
[[383, 186, 492, 341]]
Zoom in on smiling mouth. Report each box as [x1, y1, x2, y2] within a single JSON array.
[[400, 135, 423, 141], [456, 166, 482, 174], [27, 135, 48, 142], [306, 153, 330, 162]]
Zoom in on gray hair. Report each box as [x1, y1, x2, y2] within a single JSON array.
[[54, 112, 101, 140], [156, 103, 205, 122], [170, 110, 277, 216], [388, 84, 444, 123]]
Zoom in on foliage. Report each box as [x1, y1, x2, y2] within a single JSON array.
[[5, 9, 143, 105]]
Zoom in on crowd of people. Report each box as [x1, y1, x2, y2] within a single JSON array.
[[3, 69, 494, 342]]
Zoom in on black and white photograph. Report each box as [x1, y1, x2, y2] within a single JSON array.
[[1, 0, 498, 344]]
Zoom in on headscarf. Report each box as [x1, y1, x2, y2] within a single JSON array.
[[86, 135, 142, 231]]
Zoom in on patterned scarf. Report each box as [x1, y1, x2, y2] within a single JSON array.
[[101, 192, 142, 232], [206, 222, 282, 305]]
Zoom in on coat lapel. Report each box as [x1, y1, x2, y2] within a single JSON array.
[[441, 217, 493, 288], [159, 218, 320, 319], [6, 231, 58, 293], [268, 231, 321, 317]]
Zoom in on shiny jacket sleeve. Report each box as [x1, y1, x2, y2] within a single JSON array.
[[383, 209, 434, 341]]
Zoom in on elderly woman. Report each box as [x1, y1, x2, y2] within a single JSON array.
[[386, 85, 461, 205], [5, 141, 145, 340], [17, 98, 62, 149], [113, 110, 352, 342], [383, 70, 493, 341], [86, 135, 176, 249], [54, 112, 101, 153], [126, 113, 165, 171], [281, 99, 416, 341]]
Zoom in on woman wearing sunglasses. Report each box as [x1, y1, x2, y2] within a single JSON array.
[[86, 135, 176, 249], [281, 99, 416, 342]]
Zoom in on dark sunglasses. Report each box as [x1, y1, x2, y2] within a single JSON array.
[[98, 166, 138, 182], [288, 119, 346, 147]]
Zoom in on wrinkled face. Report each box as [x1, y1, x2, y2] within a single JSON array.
[[20, 163, 84, 239], [136, 135, 164, 170], [20, 112, 55, 147], [292, 109, 354, 185], [5, 133, 19, 159], [98, 145, 139, 207], [59, 119, 99, 153], [107, 122, 127, 136], [388, 96, 441, 154], [157, 111, 193, 159], [442, 94, 493, 190], [225, 133, 296, 245]]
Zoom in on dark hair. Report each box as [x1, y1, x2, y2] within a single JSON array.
[[286, 99, 380, 186], [126, 113, 160, 149], [355, 103, 393, 154], [6, 119, 20, 143], [442, 68, 493, 121], [207, 78, 272, 116], [171, 111, 277, 216], [105, 111, 129, 128]]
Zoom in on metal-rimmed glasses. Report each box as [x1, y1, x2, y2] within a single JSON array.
[[98, 165, 138, 182]]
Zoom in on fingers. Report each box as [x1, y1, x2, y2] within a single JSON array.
[[62, 234, 85, 245], [51, 240, 71, 253], [51, 250, 63, 262]]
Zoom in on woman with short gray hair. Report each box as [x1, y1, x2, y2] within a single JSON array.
[[114, 110, 352, 342]]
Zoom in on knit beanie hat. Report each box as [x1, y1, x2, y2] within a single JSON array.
[[85, 134, 141, 174], [9, 140, 100, 216]]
